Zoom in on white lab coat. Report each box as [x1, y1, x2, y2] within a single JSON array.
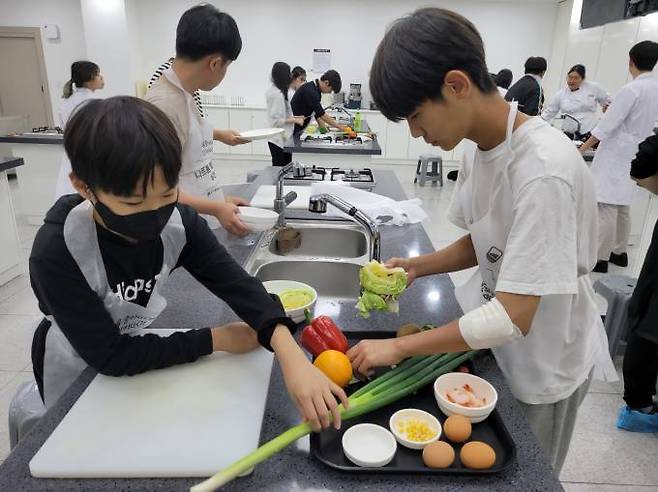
[[590, 73, 658, 206], [541, 81, 611, 134], [265, 85, 293, 147], [55, 88, 98, 198]]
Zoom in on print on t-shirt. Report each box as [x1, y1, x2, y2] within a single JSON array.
[[113, 274, 161, 304]]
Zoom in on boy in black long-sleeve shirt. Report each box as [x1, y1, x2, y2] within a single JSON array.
[[30, 96, 347, 432]]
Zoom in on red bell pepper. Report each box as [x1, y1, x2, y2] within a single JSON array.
[[300, 310, 348, 356]]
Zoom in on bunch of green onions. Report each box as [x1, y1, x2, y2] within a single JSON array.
[[191, 350, 476, 492]]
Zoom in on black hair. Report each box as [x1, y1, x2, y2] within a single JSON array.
[[568, 64, 586, 79], [629, 40, 658, 72], [271, 62, 292, 101], [291, 66, 306, 80], [64, 96, 182, 197], [631, 134, 658, 180], [63, 61, 99, 98], [524, 56, 547, 75], [370, 8, 496, 122], [175, 4, 242, 62], [320, 69, 342, 94], [495, 69, 513, 89]]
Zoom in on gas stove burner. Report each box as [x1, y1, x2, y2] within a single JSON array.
[[343, 168, 362, 179], [334, 135, 363, 144], [283, 165, 327, 183], [330, 168, 375, 187], [304, 135, 333, 143], [31, 126, 63, 134]]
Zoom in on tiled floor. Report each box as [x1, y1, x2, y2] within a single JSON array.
[[0, 160, 656, 491]]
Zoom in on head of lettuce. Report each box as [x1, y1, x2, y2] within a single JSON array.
[[356, 260, 408, 318]]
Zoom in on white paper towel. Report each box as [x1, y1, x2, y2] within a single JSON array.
[[309, 182, 427, 226]]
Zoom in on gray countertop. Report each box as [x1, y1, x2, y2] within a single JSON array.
[[0, 156, 24, 173], [0, 168, 561, 491], [0, 134, 64, 145], [283, 122, 382, 156]]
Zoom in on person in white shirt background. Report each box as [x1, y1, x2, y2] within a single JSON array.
[[287, 66, 307, 103], [579, 41, 658, 273], [54, 60, 104, 198], [290, 66, 307, 93], [265, 62, 305, 166], [542, 64, 611, 142]]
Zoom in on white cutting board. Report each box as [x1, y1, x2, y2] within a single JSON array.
[[29, 335, 274, 478], [250, 185, 311, 210]]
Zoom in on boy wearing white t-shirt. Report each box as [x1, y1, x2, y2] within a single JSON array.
[[347, 8, 616, 473]]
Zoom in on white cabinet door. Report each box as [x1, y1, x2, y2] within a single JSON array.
[[385, 120, 410, 161], [251, 109, 270, 156], [0, 171, 21, 285], [204, 107, 230, 154], [228, 109, 253, 155], [365, 113, 388, 159]]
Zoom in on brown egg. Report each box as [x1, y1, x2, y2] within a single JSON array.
[[396, 323, 421, 338], [443, 414, 472, 443], [460, 441, 496, 469], [422, 441, 455, 469]]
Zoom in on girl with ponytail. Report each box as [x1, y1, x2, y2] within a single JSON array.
[[55, 60, 104, 197]]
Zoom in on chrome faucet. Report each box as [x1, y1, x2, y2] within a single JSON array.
[[308, 193, 381, 262], [274, 162, 303, 228], [560, 114, 581, 140]]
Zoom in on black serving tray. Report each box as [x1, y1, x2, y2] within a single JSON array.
[[310, 331, 516, 475]]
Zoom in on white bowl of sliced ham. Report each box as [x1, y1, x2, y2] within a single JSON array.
[[433, 372, 498, 423]]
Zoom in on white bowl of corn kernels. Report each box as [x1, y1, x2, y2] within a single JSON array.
[[389, 408, 441, 450]]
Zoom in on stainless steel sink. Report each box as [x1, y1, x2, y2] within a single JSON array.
[[254, 260, 361, 300], [269, 226, 367, 258]]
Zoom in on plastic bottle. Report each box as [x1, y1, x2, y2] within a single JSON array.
[[354, 111, 362, 132]]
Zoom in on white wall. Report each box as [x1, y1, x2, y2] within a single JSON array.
[[0, 0, 87, 120], [542, 0, 574, 99], [80, 0, 135, 98], [128, 0, 559, 106]]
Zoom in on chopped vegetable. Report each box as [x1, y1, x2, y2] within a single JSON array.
[[396, 419, 437, 442], [279, 288, 315, 311], [300, 311, 348, 356], [191, 350, 477, 491], [356, 260, 408, 318]]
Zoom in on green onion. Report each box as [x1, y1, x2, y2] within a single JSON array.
[[190, 350, 478, 492], [347, 354, 427, 400]]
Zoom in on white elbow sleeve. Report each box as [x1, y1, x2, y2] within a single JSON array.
[[458, 298, 523, 350]]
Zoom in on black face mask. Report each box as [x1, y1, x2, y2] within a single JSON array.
[[91, 195, 177, 242]]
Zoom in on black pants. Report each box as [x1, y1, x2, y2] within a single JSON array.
[[563, 131, 592, 142], [623, 330, 658, 409]]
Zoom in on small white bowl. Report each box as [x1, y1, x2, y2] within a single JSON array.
[[434, 372, 498, 424], [389, 408, 441, 450], [261, 280, 317, 323], [341, 423, 397, 468], [238, 206, 278, 232]]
